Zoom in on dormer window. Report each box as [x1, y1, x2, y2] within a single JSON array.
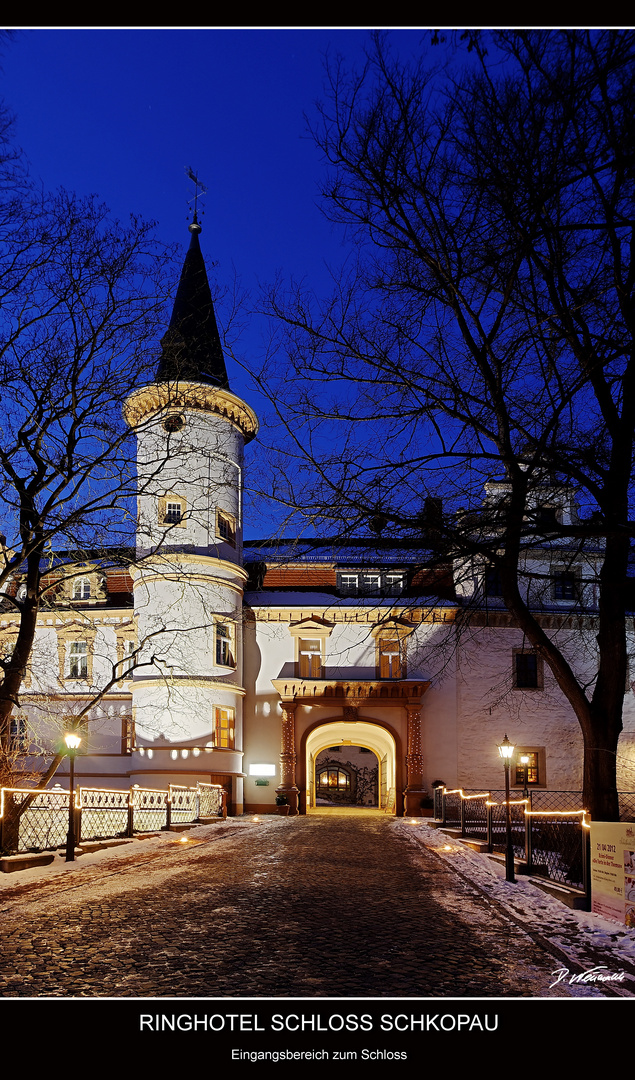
[[72, 577, 91, 601], [384, 573, 405, 596], [337, 571, 406, 597], [340, 574, 358, 596], [360, 573, 381, 595]]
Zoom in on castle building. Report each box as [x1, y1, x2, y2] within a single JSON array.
[[5, 223, 635, 814]]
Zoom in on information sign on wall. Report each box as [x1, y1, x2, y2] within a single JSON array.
[[590, 821, 635, 926]]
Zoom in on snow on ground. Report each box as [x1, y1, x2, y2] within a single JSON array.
[[397, 819, 635, 997], [3, 815, 635, 998], [0, 818, 259, 895]]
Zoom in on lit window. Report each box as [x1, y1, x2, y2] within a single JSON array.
[[213, 706, 235, 748], [69, 641, 88, 679], [298, 638, 322, 678], [318, 768, 350, 790], [515, 751, 540, 786], [215, 623, 235, 668]]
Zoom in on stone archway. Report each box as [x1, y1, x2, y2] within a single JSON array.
[[305, 719, 397, 814]]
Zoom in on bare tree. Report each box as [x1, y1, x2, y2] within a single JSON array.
[[260, 30, 635, 820], [0, 118, 174, 774]]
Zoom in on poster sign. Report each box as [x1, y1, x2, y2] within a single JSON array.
[[590, 820, 635, 926]]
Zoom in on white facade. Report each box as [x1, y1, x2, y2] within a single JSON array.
[[6, 231, 635, 815]]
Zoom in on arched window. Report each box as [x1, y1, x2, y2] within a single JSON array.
[[318, 768, 351, 791]]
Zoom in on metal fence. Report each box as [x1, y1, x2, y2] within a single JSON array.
[[80, 787, 129, 841], [433, 786, 599, 898], [0, 781, 226, 855], [130, 787, 170, 833]]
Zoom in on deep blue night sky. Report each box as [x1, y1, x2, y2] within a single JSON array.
[[0, 28, 431, 535]]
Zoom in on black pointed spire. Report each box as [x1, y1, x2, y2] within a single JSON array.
[[156, 221, 230, 389]]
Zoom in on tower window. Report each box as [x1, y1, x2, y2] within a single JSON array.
[[215, 622, 235, 668], [121, 640, 136, 674], [165, 502, 182, 524], [158, 494, 186, 527], [537, 505, 560, 529], [216, 510, 236, 547], [485, 566, 503, 597], [213, 706, 235, 748], [122, 712, 135, 755], [163, 414, 185, 433]]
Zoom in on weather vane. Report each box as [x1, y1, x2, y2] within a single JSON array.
[[186, 166, 207, 227]]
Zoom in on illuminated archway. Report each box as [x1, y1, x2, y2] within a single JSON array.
[[305, 719, 397, 813]]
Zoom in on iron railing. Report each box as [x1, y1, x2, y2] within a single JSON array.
[[0, 781, 226, 855], [434, 786, 595, 900], [79, 787, 129, 841]]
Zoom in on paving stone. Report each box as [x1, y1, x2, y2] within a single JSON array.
[[0, 816, 594, 997]]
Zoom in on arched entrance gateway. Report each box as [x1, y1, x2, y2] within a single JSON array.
[[306, 721, 396, 813], [271, 677, 430, 816]]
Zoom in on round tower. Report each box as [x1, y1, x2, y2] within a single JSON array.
[[123, 220, 258, 813]]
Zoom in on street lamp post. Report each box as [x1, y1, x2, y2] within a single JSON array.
[[498, 734, 516, 884], [64, 732, 81, 863]]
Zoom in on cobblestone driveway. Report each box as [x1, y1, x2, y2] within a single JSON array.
[[0, 815, 573, 997]]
